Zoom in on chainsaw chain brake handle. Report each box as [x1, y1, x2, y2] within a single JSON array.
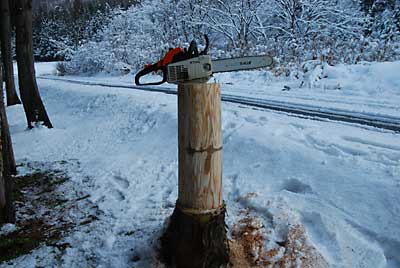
[[135, 35, 209, 86]]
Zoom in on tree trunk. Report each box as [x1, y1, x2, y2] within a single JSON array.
[[0, 80, 17, 175], [0, 60, 17, 175], [0, 0, 22, 106], [0, 54, 15, 224], [161, 83, 229, 268], [14, 0, 53, 129]]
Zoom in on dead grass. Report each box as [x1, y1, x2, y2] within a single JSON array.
[[0, 165, 85, 264], [0, 218, 72, 263]]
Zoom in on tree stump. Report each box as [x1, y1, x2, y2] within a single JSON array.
[[161, 83, 229, 268]]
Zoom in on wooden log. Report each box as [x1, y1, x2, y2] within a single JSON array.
[[178, 82, 223, 212], [161, 82, 228, 268]]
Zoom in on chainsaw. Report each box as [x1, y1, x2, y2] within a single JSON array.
[[135, 35, 273, 86]]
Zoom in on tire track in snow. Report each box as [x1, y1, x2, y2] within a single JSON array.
[[37, 76, 400, 133]]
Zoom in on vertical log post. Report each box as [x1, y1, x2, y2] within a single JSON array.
[[161, 83, 229, 268]]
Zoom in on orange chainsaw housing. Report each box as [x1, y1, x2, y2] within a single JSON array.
[[157, 47, 184, 68]]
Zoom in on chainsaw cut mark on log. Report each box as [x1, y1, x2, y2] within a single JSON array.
[[185, 145, 223, 154], [179, 145, 222, 210], [185, 145, 222, 184]]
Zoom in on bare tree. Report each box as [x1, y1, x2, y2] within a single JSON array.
[[254, 0, 361, 62], [13, 0, 53, 129], [0, 0, 22, 106], [0, 54, 15, 224], [193, 0, 265, 55]]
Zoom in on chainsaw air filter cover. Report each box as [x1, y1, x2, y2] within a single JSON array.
[[167, 55, 213, 84]]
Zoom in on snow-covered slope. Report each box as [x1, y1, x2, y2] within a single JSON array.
[[2, 62, 399, 267]]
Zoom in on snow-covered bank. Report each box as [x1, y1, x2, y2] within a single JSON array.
[[2, 61, 399, 267]]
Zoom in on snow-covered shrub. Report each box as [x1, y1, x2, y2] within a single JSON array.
[[60, 3, 177, 75]]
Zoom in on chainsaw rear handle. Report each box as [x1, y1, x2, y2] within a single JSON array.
[[135, 63, 167, 86]]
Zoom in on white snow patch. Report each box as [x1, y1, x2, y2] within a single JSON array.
[[0, 224, 17, 236]]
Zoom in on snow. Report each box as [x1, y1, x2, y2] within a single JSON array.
[[39, 60, 400, 119], [33, 62, 59, 76], [0, 224, 17, 236], [2, 61, 400, 267], [214, 61, 400, 118]]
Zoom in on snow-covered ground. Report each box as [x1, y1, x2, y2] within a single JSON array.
[[2, 62, 400, 267]]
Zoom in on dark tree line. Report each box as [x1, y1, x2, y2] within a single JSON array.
[[1, 0, 53, 224]]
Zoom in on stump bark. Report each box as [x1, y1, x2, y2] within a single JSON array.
[[161, 83, 229, 268]]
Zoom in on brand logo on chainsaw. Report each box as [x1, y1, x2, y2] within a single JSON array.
[[239, 61, 252, 65]]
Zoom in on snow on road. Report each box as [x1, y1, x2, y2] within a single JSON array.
[[2, 62, 400, 268]]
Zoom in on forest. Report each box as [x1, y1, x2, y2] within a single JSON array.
[[31, 0, 400, 74]]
